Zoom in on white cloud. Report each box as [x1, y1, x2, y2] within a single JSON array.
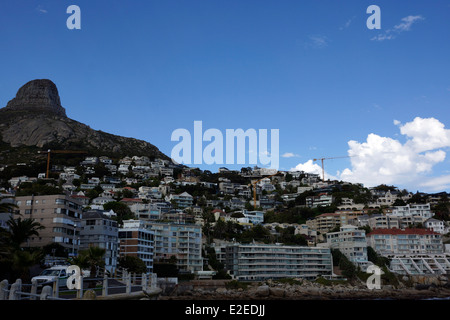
[[282, 152, 300, 158], [393, 15, 425, 32], [290, 159, 338, 181], [418, 175, 450, 192], [306, 35, 329, 48], [371, 15, 424, 41], [340, 117, 450, 192], [340, 16, 356, 30], [36, 6, 48, 14]]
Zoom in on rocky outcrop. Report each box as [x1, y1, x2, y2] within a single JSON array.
[[3, 79, 67, 117], [0, 79, 169, 162], [160, 276, 450, 300]]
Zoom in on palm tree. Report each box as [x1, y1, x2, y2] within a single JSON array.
[[10, 249, 44, 282], [6, 217, 45, 249], [71, 246, 106, 287], [0, 199, 18, 213], [0, 216, 44, 281]]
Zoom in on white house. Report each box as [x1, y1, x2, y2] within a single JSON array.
[[424, 218, 448, 234]]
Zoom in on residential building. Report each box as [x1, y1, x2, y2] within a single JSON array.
[[166, 192, 194, 209], [325, 225, 370, 271], [14, 194, 83, 255], [118, 220, 155, 273], [79, 210, 119, 273], [367, 214, 400, 230], [366, 228, 444, 256], [389, 203, 433, 220], [241, 209, 264, 225], [306, 213, 340, 234], [129, 202, 162, 220], [306, 194, 333, 208], [145, 221, 203, 273], [424, 218, 448, 234], [225, 243, 333, 281]]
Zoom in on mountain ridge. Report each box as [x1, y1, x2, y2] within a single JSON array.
[[0, 79, 170, 164]]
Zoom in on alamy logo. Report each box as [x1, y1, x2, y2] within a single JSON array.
[[171, 121, 279, 170], [66, 265, 82, 290], [366, 265, 383, 290]]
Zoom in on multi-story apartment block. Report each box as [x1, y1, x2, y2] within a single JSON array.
[[367, 214, 401, 229], [325, 225, 370, 270], [306, 213, 340, 234], [79, 210, 119, 273], [366, 228, 443, 256], [225, 243, 333, 281], [144, 221, 203, 273], [389, 204, 433, 219], [306, 194, 333, 208], [15, 194, 83, 255], [118, 220, 155, 273]]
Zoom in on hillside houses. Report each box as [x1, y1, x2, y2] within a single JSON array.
[[1, 154, 450, 278]]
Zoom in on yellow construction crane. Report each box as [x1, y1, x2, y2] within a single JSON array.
[[248, 171, 280, 209], [313, 156, 352, 182], [38, 149, 88, 178]]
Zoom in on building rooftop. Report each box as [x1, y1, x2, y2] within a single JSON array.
[[367, 228, 440, 236]]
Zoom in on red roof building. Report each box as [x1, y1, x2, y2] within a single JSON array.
[[366, 228, 443, 255]]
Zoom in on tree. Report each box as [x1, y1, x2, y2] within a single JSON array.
[[367, 246, 389, 267], [103, 201, 135, 226], [118, 256, 148, 274], [43, 243, 68, 258], [6, 216, 45, 249], [10, 249, 43, 282], [331, 249, 356, 279], [0, 199, 18, 213], [71, 246, 106, 280], [392, 198, 406, 206], [0, 216, 44, 281]]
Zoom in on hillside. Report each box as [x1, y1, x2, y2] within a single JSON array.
[[0, 79, 169, 165]]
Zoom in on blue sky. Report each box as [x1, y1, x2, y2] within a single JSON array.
[[0, 1, 449, 192]]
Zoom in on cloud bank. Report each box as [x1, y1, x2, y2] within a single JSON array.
[[291, 117, 450, 192], [340, 117, 450, 191]]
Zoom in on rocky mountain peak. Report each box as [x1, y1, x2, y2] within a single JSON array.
[[3, 79, 67, 117]]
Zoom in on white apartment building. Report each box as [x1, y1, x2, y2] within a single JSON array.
[[366, 228, 449, 275], [241, 209, 264, 225], [225, 243, 333, 281], [389, 204, 433, 219], [306, 194, 333, 208], [325, 225, 370, 271], [144, 221, 203, 273], [366, 228, 443, 256]]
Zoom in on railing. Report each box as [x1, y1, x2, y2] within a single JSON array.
[[0, 270, 160, 300]]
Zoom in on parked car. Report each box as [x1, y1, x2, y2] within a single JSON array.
[[31, 265, 70, 288], [31, 265, 90, 288]]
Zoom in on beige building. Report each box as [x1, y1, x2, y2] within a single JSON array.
[[15, 194, 83, 255], [306, 211, 366, 235]]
